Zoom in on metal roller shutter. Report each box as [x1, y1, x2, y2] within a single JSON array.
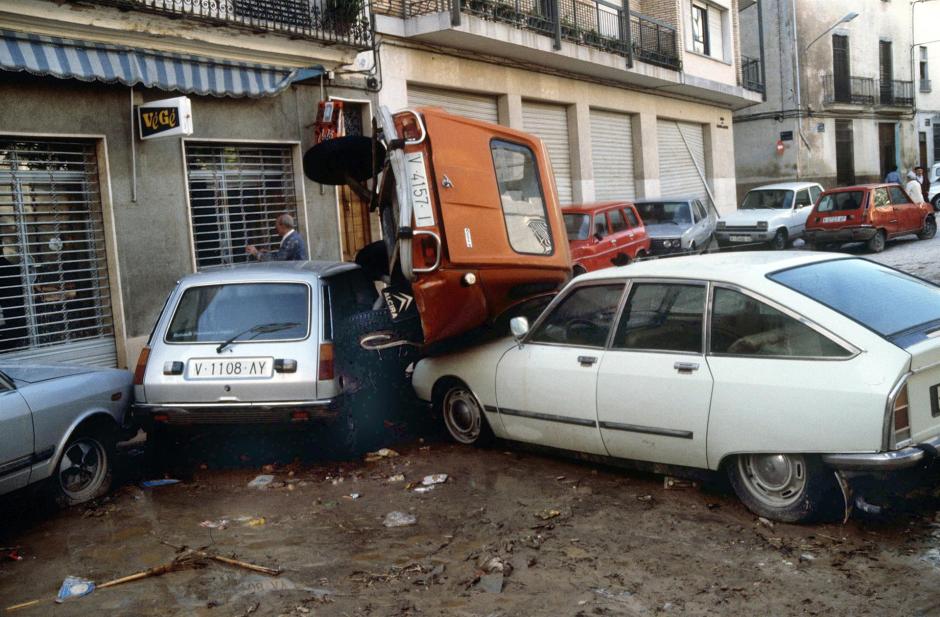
[[590, 110, 636, 201], [657, 120, 710, 207], [0, 139, 117, 367], [185, 143, 301, 270], [408, 86, 499, 124], [523, 101, 573, 204]]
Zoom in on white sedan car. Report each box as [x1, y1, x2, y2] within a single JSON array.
[[413, 252, 940, 523]]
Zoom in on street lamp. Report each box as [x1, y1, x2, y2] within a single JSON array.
[[803, 12, 859, 53]]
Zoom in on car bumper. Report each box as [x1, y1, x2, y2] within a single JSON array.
[[715, 230, 774, 244], [822, 434, 940, 471], [131, 399, 340, 426], [804, 226, 876, 244]]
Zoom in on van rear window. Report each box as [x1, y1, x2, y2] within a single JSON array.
[[166, 283, 309, 343]]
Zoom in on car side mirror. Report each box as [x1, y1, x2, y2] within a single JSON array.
[[510, 316, 529, 342]]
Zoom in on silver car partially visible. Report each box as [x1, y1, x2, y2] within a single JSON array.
[[634, 197, 718, 256], [0, 364, 132, 506]]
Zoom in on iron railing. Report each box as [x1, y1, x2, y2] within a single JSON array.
[[880, 79, 914, 106], [741, 55, 764, 93], [629, 11, 679, 70], [823, 74, 876, 105], [80, 0, 373, 49]]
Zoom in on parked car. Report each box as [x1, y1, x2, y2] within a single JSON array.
[[927, 162, 939, 211], [413, 252, 940, 523], [1, 363, 132, 506], [803, 184, 936, 252], [633, 197, 717, 256], [716, 182, 823, 249], [131, 261, 401, 440], [563, 201, 650, 275]]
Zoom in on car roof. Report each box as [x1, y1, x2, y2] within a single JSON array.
[[576, 251, 840, 286], [562, 201, 634, 212], [822, 184, 893, 193], [633, 196, 698, 204], [178, 261, 359, 285], [748, 182, 822, 191]]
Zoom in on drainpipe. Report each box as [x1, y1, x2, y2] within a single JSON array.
[[624, 0, 633, 69], [451, 0, 461, 26], [757, 0, 766, 102], [553, 0, 562, 50], [790, 0, 802, 179]]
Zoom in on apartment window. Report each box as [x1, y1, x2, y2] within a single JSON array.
[[691, 3, 709, 55], [185, 143, 302, 269], [921, 47, 931, 93]]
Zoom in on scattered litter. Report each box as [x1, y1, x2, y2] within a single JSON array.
[[799, 553, 815, 563], [636, 494, 653, 502], [757, 517, 775, 529], [535, 509, 561, 521], [663, 477, 696, 490], [199, 519, 229, 530], [383, 511, 417, 527], [478, 556, 510, 574], [344, 493, 362, 500], [331, 477, 345, 486], [262, 464, 275, 473], [593, 587, 634, 602], [247, 475, 274, 489], [233, 575, 332, 600], [55, 577, 95, 603], [555, 475, 566, 481], [421, 474, 448, 486], [386, 474, 406, 483], [706, 503, 721, 510], [140, 479, 180, 488], [478, 572, 504, 593], [563, 546, 589, 560], [413, 486, 435, 494], [1, 547, 23, 562], [921, 548, 940, 568], [365, 448, 400, 462], [246, 517, 266, 527]]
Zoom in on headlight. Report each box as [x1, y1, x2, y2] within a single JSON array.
[[757, 221, 768, 230], [717, 221, 726, 229]]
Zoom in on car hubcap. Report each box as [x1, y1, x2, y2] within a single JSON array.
[[59, 439, 106, 498], [443, 388, 481, 444], [738, 454, 806, 508]]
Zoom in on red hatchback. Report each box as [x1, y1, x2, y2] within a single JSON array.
[[804, 184, 936, 253], [562, 201, 651, 275]]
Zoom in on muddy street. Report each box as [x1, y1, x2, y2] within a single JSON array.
[[2, 435, 940, 616]]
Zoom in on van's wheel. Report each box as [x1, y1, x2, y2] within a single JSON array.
[[51, 426, 115, 507], [436, 380, 493, 446], [769, 229, 788, 250], [932, 195, 940, 212], [727, 453, 838, 523], [918, 216, 937, 240], [866, 229, 886, 253]]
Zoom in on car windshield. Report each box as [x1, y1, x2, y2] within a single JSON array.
[[740, 190, 793, 209], [166, 283, 309, 343], [564, 213, 591, 240], [769, 259, 940, 338], [816, 191, 864, 212], [636, 202, 691, 225]]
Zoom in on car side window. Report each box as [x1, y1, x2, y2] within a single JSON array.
[[529, 284, 625, 348], [0, 376, 10, 392], [794, 190, 811, 208], [491, 140, 554, 255], [872, 188, 891, 208], [710, 288, 851, 358], [809, 186, 822, 203], [888, 186, 910, 205], [612, 283, 706, 353], [624, 208, 640, 227], [608, 209, 628, 233], [593, 215, 609, 238]]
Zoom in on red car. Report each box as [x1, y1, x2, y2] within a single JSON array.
[[562, 201, 651, 275], [804, 184, 936, 253]]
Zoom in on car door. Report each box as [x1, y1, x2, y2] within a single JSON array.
[[587, 211, 616, 270], [869, 188, 898, 235], [790, 189, 812, 236], [606, 208, 633, 264], [0, 373, 34, 495], [692, 200, 713, 247], [595, 280, 712, 468], [495, 282, 625, 455], [888, 185, 921, 232]]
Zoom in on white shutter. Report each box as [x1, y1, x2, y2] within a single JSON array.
[[522, 101, 573, 204], [590, 110, 636, 201], [657, 120, 710, 207], [0, 139, 117, 367], [707, 5, 723, 60], [408, 86, 499, 124]]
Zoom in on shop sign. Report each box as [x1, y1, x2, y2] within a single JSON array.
[[138, 97, 194, 140]]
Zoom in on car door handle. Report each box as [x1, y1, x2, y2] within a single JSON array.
[[578, 355, 598, 366], [674, 362, 699, 373]]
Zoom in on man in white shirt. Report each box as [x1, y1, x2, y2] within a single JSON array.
[[905, 171, 925, 204]]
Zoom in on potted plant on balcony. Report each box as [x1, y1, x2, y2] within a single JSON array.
[[493, 0, 522, 22], [467, 0, 493, 16], [323, 0, 365, 35], [560, 17, 580, 41]]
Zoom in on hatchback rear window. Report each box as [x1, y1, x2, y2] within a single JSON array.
[[166, 283, 309, 343], [816, 191, 864, 212], [769, 259, 940, 338]]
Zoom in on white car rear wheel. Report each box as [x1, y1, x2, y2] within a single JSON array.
[[53, 429, 114, 507], [440, 383, 492, 446], [727, 453, 838, 523]]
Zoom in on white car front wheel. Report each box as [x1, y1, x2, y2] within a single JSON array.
[[727, 453, 838, 523]]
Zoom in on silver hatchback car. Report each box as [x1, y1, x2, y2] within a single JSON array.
[[132, 261, 381, 429]]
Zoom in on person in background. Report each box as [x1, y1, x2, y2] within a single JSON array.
[[915, 166, 931, 202], [884, 165, 901, 184], [905, 170, 925, 204], [246, 214, 309, 261]]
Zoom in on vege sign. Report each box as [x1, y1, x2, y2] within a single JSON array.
[[137, 96, 194, 140]]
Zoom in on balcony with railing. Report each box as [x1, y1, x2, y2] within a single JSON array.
[[880, 80, 914, 107], [823, 74, 876, 105], [79, 0, 374, 49], [741, 56, 763, 94]]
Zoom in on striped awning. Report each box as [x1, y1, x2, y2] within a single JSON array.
[[0, 29, 323, 98]]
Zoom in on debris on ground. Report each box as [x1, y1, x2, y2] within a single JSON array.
[[799, 553, 816, 563], [421, 474, 448, 486], [246, 517, 266, 527], [233, 575, 333, 600], [344, 493, 362, 500], [199, 519, 229, 530], [412, 486, 435, 494], [384, 511, 417, 527], [140, 479, 180, 488], [1, 547, 23, 562], [55, 577, 95, 603], [663, 477, 696, 490], [365, 448, 400, 462], [386, 474, 406, 483], [535, 509, 561, 521], [477, 572, 504, 593], [757, 517, 775, 529], [247, 475, 274, 489], [593, 587, 634, 602], [478, 556, 511, 575], [636, 494, 653, 502]]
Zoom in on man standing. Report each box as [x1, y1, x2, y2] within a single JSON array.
[[884, 165, 901, 184], [905, 171, 925, 204], [246, 214, 309, 261], [915, 166, 931, 203]]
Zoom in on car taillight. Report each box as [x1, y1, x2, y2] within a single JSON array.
[[420, 235, 436, 264], [134, 346, 151, 385], [893, 384, 911, 447], [318, 342, 334, 381], [398, 115, 422, 141]]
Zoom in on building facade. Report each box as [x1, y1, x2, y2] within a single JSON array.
[[914, 0, 939, 172], [370, 0, 762, 218], [734, 0, 918, 199], [0, 0, 377, 368]]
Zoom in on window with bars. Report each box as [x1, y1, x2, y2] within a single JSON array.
[[185, 143, 302, 269], [0, 139, 114, 359]]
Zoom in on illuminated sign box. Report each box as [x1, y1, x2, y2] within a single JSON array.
[[138, 96, 194, 140]]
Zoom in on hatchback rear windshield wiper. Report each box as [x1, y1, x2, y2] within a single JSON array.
[[216, 321, 300, 354]]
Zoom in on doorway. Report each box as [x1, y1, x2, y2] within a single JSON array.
[[835, 120, 855, 186], [878, 123, 897, 181], [920, 132, 929, 169]]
